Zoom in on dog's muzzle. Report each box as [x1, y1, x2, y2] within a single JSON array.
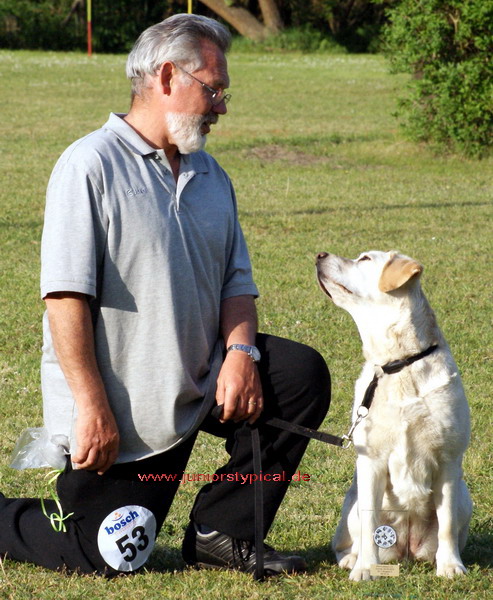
[[316, 253, 332, 298]]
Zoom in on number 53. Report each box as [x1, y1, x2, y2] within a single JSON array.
[[116, 526, 150, 562]]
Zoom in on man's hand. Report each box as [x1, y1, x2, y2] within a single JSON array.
[[216, 347, 263, 424], [72, 404, 120, 475], [45, 292, 119, 474], [218, 295, 262, 423]]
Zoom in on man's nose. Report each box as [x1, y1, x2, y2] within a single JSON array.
[[213, 99, 227, 115]]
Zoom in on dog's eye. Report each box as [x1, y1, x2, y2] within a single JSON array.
[[358, 255, 371, 262]]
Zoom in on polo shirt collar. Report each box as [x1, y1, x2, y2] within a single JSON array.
[[104, 112, 209, 173]]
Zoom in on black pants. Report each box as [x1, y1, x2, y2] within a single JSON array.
[[0, 334, 330, 575]]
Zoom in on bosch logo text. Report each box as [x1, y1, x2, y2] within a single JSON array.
[[104, 510, 139, 535]]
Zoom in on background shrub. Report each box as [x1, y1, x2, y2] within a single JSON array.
[[382, 0, 493, 157]]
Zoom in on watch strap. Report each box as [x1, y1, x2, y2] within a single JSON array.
[[227, 343, 261, 362]]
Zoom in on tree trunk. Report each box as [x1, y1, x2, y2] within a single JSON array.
[[258, 0, 283, 34], [62, 0, 84, 27], [197, 0, 280, 42]]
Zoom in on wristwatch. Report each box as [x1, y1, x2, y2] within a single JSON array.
[[227, 343, 261, 363]]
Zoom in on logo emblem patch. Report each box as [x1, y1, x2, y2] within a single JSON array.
[[97, 505, 156, 571]]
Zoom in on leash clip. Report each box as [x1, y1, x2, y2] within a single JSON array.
[[342, 407, 369, 449], [341, 435, 352, 449]]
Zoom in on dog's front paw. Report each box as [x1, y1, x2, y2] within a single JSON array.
[[349, 567, 374, 581], [338, 552, 357, 570], [436, 561, 467, 577]]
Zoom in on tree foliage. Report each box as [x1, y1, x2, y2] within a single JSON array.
[[0, 0, 84, 50], [383, 0, 493, 156], [0, 0, 179, 52], [305, 0, 395, 51]]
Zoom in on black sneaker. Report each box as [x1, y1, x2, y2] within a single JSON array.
[[181, 522, 307, 577]]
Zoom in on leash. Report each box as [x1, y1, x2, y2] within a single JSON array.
[[250, 426, 264, 580], [210, 343, 438, 580], [210, 405, 343, 580], [251, 417, 343, 580]]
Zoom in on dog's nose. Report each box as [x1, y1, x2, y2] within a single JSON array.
[[317, 252, 328, 260]]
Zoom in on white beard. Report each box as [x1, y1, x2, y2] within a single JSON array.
[[165, 112, 218, 154]]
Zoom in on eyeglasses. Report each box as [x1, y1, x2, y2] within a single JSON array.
[[173, 63, 231, 106]]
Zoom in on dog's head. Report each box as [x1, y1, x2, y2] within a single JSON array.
[[316, 250, 423, 315]]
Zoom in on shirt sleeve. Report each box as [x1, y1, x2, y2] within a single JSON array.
[[220, 180, 259, 301], [40, 148, 107, 299]]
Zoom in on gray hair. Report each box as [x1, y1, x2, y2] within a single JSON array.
[[126, 13, 231, 98]]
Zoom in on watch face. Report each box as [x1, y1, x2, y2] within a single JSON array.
[[250, 346, 261, 362]]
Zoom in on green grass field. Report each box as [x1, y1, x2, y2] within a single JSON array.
[[0, 48, 492, 599]]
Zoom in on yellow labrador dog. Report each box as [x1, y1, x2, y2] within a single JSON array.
[[316, 250, 472, 581]]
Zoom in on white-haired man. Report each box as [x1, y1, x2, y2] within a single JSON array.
[[1, 14, 330, 578]]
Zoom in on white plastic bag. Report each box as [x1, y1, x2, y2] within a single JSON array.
[[10, 428, 70, 470]]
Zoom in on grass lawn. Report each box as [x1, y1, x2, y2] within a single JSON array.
[[0, 47, 492, 599]]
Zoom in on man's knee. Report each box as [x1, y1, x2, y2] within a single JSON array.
[[298, 343, 331, 394], [298, 345, 331, 427], [258, 334, 331, 424], [56, 467, 160, 576], [281, 338, 331, 401]]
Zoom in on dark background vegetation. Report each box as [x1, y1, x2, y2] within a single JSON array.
[[0, 0, 394, 53]]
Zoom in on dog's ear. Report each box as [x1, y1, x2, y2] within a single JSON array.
[[379, 255, 423, 293]]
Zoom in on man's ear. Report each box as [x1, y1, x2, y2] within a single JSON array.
[[158, 62, 174, 95], [379, 254, 423, 293]]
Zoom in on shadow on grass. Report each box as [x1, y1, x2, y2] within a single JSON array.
[[303, 530, 493, 574], [240, 200, 491, 221], [144, 544, 185, 573], [293, 200, 492, 215], [462, 531, 493, 568], [139, 529, 493, 575]]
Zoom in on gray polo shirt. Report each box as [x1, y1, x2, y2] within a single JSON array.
[[40, 113, 258, 463]]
